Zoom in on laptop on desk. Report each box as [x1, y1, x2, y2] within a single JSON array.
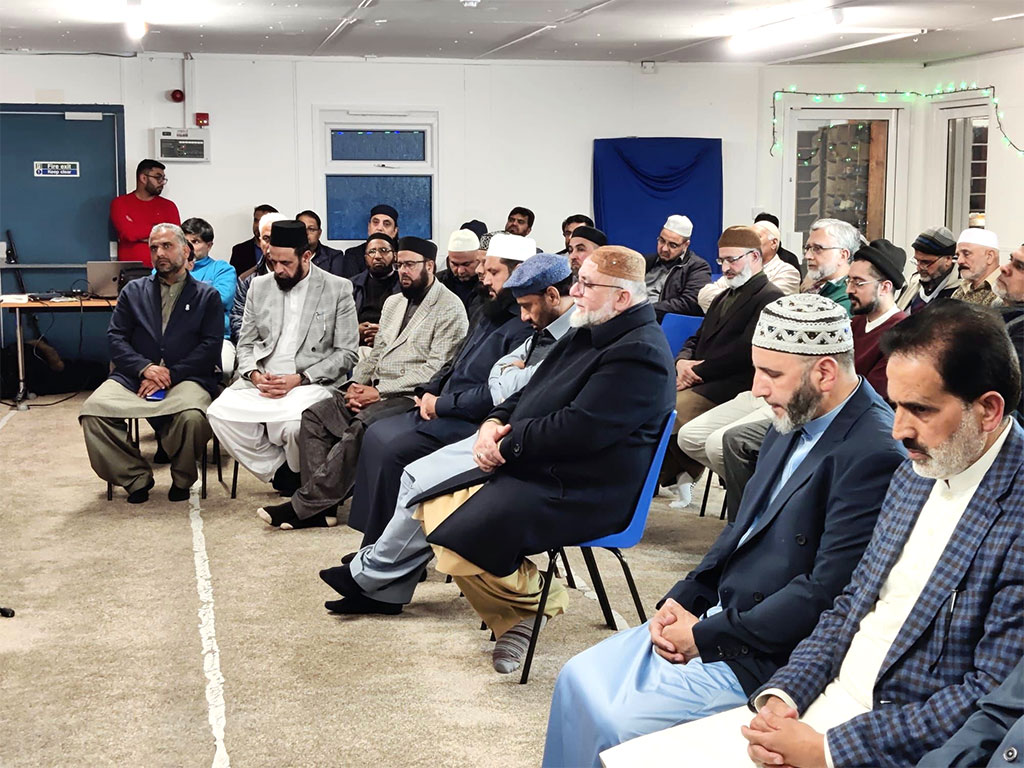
[[87, 261, 146, 298]]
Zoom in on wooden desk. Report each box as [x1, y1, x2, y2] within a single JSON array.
[[0, 297, 116, 409]]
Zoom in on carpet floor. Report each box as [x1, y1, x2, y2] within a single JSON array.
[[0, 394, 727, 767]]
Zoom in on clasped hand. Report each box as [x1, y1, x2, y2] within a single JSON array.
[[137, 364, 171, 398], [254, 372, 301, 399], [414, 392, 438, 420], [675, 359, 704, 390], [741, 696, 826, 768], [647, 598, 700, 664], [473, 420, 511, 472], [345, 383, 380, 412]]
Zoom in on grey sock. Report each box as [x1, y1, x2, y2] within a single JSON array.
[[492, 615, 547, 674]]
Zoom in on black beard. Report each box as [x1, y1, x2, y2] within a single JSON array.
[[851, 298, 878, 316], [368, 263, 395, 279], [275, 269, 305, 292], [400, 276, 429, 302], [481, 288, 515, 322]]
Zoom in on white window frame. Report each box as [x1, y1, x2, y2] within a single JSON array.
[[780, 106, 908, 250], [313, 106, 439, 247], [935, 102, 990, 232]]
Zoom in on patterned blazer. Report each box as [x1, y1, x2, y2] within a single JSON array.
[[756, 420, 1024, 767], [350, 278, 468, 398]]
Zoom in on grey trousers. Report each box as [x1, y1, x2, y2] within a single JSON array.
[[293, 394, 414, 519], [721, 418, 771, 523], [349, 435, 479, 605], [81, 410, 211, 492]]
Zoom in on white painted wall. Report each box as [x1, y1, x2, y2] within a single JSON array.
[[1, 49, 1020, 264]]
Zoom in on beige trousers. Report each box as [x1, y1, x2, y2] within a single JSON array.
[[417, 485, 570, 638]]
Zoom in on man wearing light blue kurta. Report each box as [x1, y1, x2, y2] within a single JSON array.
[[542, 294, 905, 767]]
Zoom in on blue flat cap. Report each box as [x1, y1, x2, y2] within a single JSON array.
[[504, 253, 572, 298]]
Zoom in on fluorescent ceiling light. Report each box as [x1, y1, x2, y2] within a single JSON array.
[[728, 8, 843, 53], [125, 3, 146, 39], [992, 12, 1024, 21]]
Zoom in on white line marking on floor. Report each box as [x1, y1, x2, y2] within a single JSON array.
[[189, 486, 230, 767], [0, 409, 17, 434]]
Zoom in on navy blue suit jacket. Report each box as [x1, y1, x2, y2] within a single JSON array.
[[414, 300, 531, 442], [107, 272, 224, 398], [663, 380, 906, 695]]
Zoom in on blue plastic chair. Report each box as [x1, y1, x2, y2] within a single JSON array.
[[519, 410, 677, 683], [660, 313, 703, 356]]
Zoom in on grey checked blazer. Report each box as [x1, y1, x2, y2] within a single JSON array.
[[755, 420, 1024, 767], [235, 264, 359, 388], [351, 278, 468, 398]]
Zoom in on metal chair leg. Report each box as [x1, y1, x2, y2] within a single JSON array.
[[445, 574, 453, 584], [519, 550, 558, 685], [580, 547, 616, 630], [719, 491, 728, 521], [106, 482, 113, 501], [201, 443, 208, 500], [559, 548, 576, 589], [230, 460, 239, 499], [699, 472, 713, 517], [608, 547, 647, 624], [214, 437, 222, 483]]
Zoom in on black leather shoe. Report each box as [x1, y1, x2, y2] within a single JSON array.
[[126, 477, 156, 504], [168, 485, 191, 502], [324, 596, 402, 615]]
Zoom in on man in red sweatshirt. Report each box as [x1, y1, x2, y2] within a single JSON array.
[[109, 159, 180, 266]]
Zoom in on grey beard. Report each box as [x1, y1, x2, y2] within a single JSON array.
[[770, 372, 824, 434], [908, 408, 989, 479]]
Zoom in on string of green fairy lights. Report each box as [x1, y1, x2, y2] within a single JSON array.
[[770, 83, 1021, 157]]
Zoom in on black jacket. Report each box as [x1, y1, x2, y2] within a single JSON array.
[[229, 237, 261, 276], [350, 269, 400, 324], [645, 250, 713, 319], [107, 272, 224, 398], [678, 272, 783, 405], [311, 242, 348, 277], [663, 380, 905, 695], [423, 302, 675, 576], [436, 269, 483, 316]]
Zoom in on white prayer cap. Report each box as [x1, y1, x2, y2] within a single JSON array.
[[485, 233, 536, 262], [753, 294, 853, 356], [259, 212, 287, 232], [663, 215, 693, 238], [447, 229, 480, 252], [957, 228, 999, 250]]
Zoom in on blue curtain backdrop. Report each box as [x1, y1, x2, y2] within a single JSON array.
[[593, 137, 723, 271]]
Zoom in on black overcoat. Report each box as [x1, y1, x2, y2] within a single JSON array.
[[422, 302, 675, 576]]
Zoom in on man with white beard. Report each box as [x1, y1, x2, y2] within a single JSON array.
[[542, 294, 905, 767], [597, 299, 1023, 768], [801, 217, 859, 316], [658, 226, 784, 508]]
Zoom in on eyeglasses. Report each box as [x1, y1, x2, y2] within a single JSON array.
[[576, 278, 625, 293], [716, 249, 758, 266], [847, 278, 882, 289], [304, 226, 320, 234], [396, 259, 425, 270], [146, 174, 167, 182], [657, 236, 685, 250], [367, 247, 393, 258], [912, 256, 946, 268], [803, 244, 842, 256]]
